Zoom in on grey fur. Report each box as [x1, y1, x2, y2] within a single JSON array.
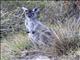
[[22, 7, 59, 49]]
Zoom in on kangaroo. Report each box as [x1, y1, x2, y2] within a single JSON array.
[[22, 7, 59, 50]]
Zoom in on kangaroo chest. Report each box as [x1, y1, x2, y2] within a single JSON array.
[[25, 19, 39, 33]]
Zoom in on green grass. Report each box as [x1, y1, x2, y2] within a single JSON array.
[[1, 33, 32, 60]]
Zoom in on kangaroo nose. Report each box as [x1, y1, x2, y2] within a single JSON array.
[[28, 13, 34, 17], [28, 14, 32, 17]]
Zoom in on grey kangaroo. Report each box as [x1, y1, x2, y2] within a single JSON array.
[[22, 7, 59, 49]]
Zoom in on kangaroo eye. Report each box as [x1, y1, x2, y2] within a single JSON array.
[[25, 10, 28, 14], [34, 8, 37, 11]]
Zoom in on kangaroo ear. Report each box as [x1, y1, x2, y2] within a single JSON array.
[[32, 7, 40, 13], [22, 7, 28, 12]]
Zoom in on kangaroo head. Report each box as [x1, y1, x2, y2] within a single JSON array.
[[22, 7, 40, 19]]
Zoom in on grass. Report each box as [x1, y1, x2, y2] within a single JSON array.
[[1, 1, 80, 60], [1, 33, 32, 60]]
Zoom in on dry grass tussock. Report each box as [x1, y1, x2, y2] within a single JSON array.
[[1, 33, 32, 60]]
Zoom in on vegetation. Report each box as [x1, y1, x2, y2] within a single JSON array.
[[1, 1, 80, 60]]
